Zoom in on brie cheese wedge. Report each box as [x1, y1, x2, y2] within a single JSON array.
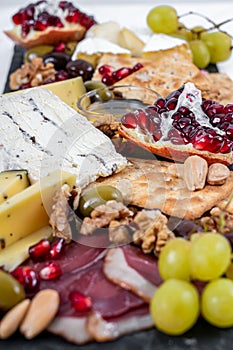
[[0, 88, 127, 188]]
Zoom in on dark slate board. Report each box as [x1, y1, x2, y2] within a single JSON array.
[[2, 47, 231, 350], [0, 318, 233, 350]]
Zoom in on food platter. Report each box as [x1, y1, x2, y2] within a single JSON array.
[[1, 1, 233, 349]]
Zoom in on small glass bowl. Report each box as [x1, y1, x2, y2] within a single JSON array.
[[77, 85, 160, 123]]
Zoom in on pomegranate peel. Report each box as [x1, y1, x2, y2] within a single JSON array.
[[4, 25, 86, 49], [118, 127, 233, 165]]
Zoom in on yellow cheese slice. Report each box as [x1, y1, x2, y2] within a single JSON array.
[[0, 226, 52, 272], [0, 170, 30, 204], [0, 170, 75, 251], [3, 77, 86, 112], [42, 76, 86, 111]]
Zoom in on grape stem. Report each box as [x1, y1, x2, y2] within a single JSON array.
[[179, 11, 233, 39]]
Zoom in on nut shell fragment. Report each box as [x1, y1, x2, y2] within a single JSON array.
[[207, 163, 230, 185]]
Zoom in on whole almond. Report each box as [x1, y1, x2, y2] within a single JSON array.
[[183, 155, 208, 191], [20, 289, 59, 339], [0, 299, 30, 339], [207, 163, 230, 185]]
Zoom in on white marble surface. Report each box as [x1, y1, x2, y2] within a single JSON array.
[[0, 0, 233, 93]]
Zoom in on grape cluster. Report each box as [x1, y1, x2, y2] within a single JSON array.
[[150, 233, 233, 335], [147, 5, 232, 69]]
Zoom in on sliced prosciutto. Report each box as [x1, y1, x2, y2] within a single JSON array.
[[104, 245, 162, 302], [26, 238, 153, 344]]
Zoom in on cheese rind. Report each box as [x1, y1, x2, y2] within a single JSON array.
[[0, 170, 30, 204], [0, 226, 52, 271], [0, 170, 75, 250]]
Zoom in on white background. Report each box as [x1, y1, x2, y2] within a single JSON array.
[[0, 0, 233, 93]]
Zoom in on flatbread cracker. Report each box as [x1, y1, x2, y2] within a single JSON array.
[[91, 158, 233, 220], [205, 73, 233, 105], [92, 52, 216, 99]]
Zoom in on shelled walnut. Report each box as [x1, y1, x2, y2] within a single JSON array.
[[80, 200, 133, 236], [10, 57, 56, 90], [132, 209, 175, 256]]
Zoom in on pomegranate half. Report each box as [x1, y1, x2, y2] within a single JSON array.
[[4, 1, 96, 48], [119, 82, 233, 165]]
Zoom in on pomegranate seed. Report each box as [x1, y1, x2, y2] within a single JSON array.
[[20, 83, 32, 89], [55, 70, 69, 81], [12, 12, 23, 25], [11, 266, 40, 294], [121, 112, 137, 129], [154, 98, 166, 110], [21, 21, 31, 37], [220, 122, 230, 131], [39, 262, 62, 280], [225, 104, 233, 113], [98, 64, 114, 76], [54, 42, 66, 52], [112, 67, 132, 82], [69, 291, 92, 312], [165, 98, 177, 111], [153, 129, 162, 141], [80, 14, 96, 29], [226, 126, 233, 141], [66, 9, 82, 23], [49, 16, 64, 28], [59, 1, 71, 10], [193, 134, 213, 151], [166, 90, 182, 100], [136, 110, 149, 131], [177, 106, 190, 116], [182, 124, 194, 136], [102, 74, 114, 86], [49, 238, 66, 259], [33, 20, 48, 31], [220, 139, 233, 153], [132, 62, 144, 72], [29, 239, 51, 261]]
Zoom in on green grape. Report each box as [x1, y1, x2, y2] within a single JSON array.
[[189, 39, 211, 69], [174, 22, 193, 41], [191, 26, 206, 40], [201, 31, 232, 63], [147, 5, 178, 34], [189, 233, 231, 281], [150, 279, 200, 335], [201, 278, 233, 328], [158, 237, 191, 281]]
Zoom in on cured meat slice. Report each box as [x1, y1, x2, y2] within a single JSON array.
[[48, 316, 93, 344], [29, 240, 151, 343], [87, 306, 153, 342], [103, 245, 162, 302]]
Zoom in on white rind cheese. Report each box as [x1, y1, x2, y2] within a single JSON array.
[[0, 88, 127, 188], [143, 33, 188, 53], [72, 37, 130, 59]]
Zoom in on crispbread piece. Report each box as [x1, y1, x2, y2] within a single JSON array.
[[92, 52, 216, 99], [205, 73, 233, 105], [91, 158, 233, 220]]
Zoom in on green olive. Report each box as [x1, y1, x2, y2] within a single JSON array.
[[78, 185, 123, 217], [65, 41, 78, 55], [24, 45, 54, 63], [84, 81, 114, 101], [0, 270, 25, 311]]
